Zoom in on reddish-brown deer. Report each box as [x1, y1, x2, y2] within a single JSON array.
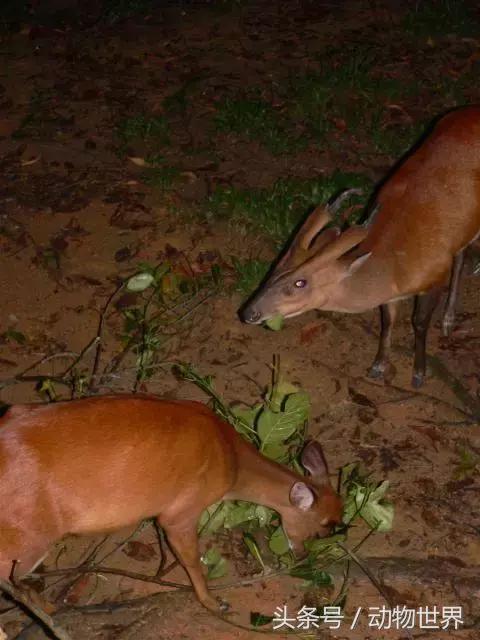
[[240, 106, 480, 387], [0, 394, 342, 611]]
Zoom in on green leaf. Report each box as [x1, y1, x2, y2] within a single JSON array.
[[126, 272, 155, 292], [268, 526, 290, 556], [268, 379, 299, 412], [243, 533, 265, 570], [344, 481, 394, 532], [303, 533, 346, 557], [231, 404, 263, 434], [290, 566, 333, 586], [198, 502, 230, 535], [264, 314, 284, 331], [257, 408, 297, 448], [261, 441, 289, 462], [283, 391, 310, 426], [201, 548, 228, 579], [5, 329, 26, 344], [224, 502, 258, 529], [254, 505, 274, 527], [251, 612, 274, 627], [258, 392, 309, 448], [356, 482, 394, 532]]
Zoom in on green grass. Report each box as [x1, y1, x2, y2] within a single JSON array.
[[101, 0, 155, 22], [215, 98, 304, 155], [403, 0, 479, 38], [117, 114, 170, 147], [232, 258, 271, 296], [287, 51, 416, 146], [368, 108, 426, 157], [163, 87, 190, 116], [205, 172, 371, 245], [0, 0, 29, 30], [143, 157, 181, 191]]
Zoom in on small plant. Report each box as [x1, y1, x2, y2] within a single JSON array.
[[122, 260, 222, 385], [12, 88, 55, 139], [454, 444, 480, 480], [1, 328, 26, 345]]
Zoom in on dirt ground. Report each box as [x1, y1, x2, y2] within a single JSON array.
[[0, 1, 480, 638]]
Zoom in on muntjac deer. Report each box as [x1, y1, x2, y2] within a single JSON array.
[[240, 106, 480, 387], [0, 395, 341, 612]]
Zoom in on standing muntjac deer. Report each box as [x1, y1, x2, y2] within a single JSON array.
[[0, 394, 342, 612], [240, 106, 480, 387]]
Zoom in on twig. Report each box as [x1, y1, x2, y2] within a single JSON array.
[[0, 578, 71, 640], [0, 374, 73, 392], [33, 566, 189, 590], [89, 281, 125, 392], [337, 543, 413, 640]]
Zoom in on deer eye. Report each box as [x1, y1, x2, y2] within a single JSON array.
[[294, 279, 307, 288]]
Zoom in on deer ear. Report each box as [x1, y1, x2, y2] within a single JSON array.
[[290, 482, 315, 511], [346, 252, 371, 275], [301, 441, 329, 483]]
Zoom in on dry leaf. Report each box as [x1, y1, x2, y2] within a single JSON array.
[[128, 156, 153, 168], [21, 155, 41, 167], [123, 541, 156, 562]]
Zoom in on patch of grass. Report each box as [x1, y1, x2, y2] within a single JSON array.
[[163, 80, 202, 116], [232, 258, 271, 297], [403, 0, 479, 38], [143, 157, 181, 191], [427, 68, 478, 107], [117, 114, 170, 147], [215, 98, 304, 155], [205, 172, 371, 245], [12, 88, 58, 139], [289, 51, 411, 141], [101, 0, 155, 22], [0, 0, 29, 31], [369, 110, 426, 157]]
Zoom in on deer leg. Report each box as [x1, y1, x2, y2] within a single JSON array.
[[412, 289, 442, 388], [162, 518, 228, 613], [369, 302, 399, 380], [442, 251, 465, 337]]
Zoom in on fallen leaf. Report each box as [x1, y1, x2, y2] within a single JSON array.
[[64, 575, 92, 605], [123, 541, 156, 562], [21, 155, 41, 166], [300, 322, 320, 344], [128, 156, 154, 168]]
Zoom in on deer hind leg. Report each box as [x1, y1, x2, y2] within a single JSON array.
[[442, 251, 465, 337], [412, 288, 442, 388], [369, 301, 399, 381]]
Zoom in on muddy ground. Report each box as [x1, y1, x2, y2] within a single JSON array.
[[0, 1, 479, 638]]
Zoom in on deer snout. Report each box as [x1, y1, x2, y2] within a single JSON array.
[[239, 305, 262, 324]]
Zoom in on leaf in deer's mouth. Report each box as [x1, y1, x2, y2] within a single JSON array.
[[264, 314, 284, 331]]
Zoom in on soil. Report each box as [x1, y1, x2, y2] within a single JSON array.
[[0, 1, 479, 639]]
